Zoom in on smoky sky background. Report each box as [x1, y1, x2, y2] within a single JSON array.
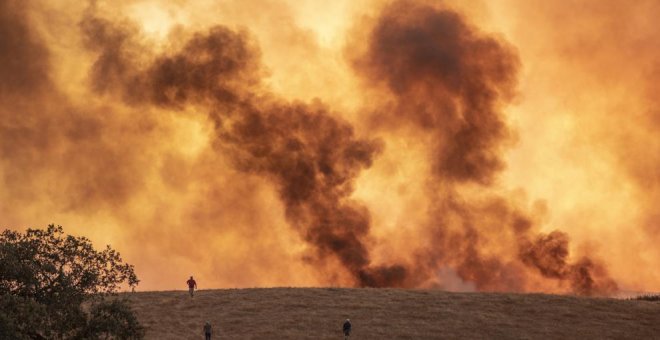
[[1, 0, 658, 294]]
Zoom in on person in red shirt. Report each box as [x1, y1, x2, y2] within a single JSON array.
[[187, 276, 197, 298]]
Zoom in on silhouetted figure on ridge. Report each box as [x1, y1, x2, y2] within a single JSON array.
[[343, 319, 352, 339], [187, 275, 197, 298], [204, 321, 212, 340]]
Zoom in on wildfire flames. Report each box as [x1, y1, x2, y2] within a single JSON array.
[[1, 0, 658, 295]]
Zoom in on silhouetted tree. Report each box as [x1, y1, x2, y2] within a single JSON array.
[[0, 224, 143, 339]]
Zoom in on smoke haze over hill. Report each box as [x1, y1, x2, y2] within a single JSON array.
[[1, 0, 658, 295]]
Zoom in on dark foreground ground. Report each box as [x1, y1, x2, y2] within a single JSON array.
[[122, 288, 660, 339]]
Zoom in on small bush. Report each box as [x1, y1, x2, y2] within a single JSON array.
[[633, 294, 660, 302]]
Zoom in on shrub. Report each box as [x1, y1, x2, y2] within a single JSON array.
[[633, 294, 660, 302]]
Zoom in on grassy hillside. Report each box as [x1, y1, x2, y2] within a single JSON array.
[[123, 288, 660, 339]]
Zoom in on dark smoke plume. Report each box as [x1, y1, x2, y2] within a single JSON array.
[[352, 0, 616, 295], [520, 231, 617, 295], [80, 12, 406, 287], [354, 0, 518, 185]]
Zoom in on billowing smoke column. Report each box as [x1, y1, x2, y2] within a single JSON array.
[[352, 0, 616, 295], [80, 11, 407, 287], [354, 0, 517, 185], [519, 231, 616, 295]]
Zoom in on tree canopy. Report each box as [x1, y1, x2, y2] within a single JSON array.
[[0, 224, 143, 339]]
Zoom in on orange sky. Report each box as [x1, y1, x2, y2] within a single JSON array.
[[1, 0, 658, 294]]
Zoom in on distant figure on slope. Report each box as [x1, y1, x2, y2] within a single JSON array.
[[187, 276, 197, 298], [203, 321, 212, 340], [343, 319, 352, 339]]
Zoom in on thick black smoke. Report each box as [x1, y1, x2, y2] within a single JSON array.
[[353, 0, 616, 295], [80, 12, 406, 287], [354, 0, 518, 185], [520, 231, 617, 295]]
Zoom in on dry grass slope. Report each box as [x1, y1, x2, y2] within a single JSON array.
[[123, 288, 660, 339]]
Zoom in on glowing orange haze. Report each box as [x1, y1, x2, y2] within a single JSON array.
[[1, 0, 658, 294]]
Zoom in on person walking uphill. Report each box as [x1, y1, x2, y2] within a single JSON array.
[[187, 276, 197, 298], [203, 321, 212, 340], [343, 319, 352, 339]]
